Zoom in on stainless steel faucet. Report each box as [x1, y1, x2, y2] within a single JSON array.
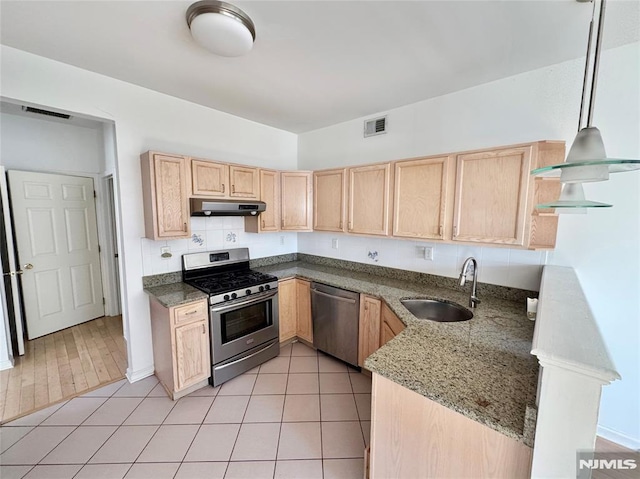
[[459, 257, 481, 308]]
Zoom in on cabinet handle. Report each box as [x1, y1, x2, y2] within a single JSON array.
[[339, 220, 343, 229], [262, 219, 265, 228], [185, 309, 198, 315], [183, 223, 187, 232], [232, 185, 235, 193], [202, 324, 205, 334], [439, 225, 443, 237], [453, 225, 458, 236], [222, 184, 225, 193]]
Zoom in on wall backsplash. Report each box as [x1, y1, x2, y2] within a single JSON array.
[[297, 232, 547, 291], [140, 216, 298, 276]]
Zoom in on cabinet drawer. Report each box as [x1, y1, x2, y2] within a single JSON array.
[[174, 300, 208, 326]]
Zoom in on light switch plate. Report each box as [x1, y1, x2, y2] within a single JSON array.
[[424, 246, 434, 261]]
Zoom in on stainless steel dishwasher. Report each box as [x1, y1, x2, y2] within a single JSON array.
[[311, 282, 360, 367]]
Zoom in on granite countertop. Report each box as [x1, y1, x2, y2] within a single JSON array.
[[144, 281, 208, 308], [254, 261, 539, 446]]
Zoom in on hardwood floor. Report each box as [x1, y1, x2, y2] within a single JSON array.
[[592, 436, 639, 479], [0, 315, 126, 424]]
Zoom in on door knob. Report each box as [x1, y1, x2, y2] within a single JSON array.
[[23, 263, 34, 270]]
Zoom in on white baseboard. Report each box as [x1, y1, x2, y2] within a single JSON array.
[[0, 358, 14, 371], [126, 365, 155, 383], [598, 425, 640, 450]]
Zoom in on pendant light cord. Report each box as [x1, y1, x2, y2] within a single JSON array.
[[577, 0, 596, 132], [587, 0, 606, 127]]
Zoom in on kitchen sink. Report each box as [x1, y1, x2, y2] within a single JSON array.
[[401, 299, 473, 322]]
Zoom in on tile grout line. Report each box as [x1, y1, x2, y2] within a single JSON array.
[[316, 346, 325, 477], [270, 346, 291, 478]]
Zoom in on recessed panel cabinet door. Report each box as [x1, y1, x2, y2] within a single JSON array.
[[229, 165, 259, 199], [174, 320, 210, 391], [191, 159, 228, 197], [296, 279, 313, 343], [348, 164, 392, 236], [278, 279, 297, 342], [393, 157, 449, 240], [259, 170, 280, 232], [453, 147, 531, 245], [281, 172, 313, 231], [154, 154, 190, 238], [314, 169, 347, 232]]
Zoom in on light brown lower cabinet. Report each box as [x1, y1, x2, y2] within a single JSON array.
[[278, 278, 313, 344], [358, 295, 381, 367], [370, 374, 532, 478], [149, 298, 210, 400], [379, 303, 405, 348]]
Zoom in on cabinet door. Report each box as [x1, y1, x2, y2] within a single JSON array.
[[192, 159, 229, 197], [229, 165, 259, 199], [281, 172, 313, 231], [379, 303, 405, 348], [453, 147, 531, 245], [358, 295, 381, 367], [314, 169, 347, 232], [348, 164, 392, 236], [259, 170, 280, 232], [174, 320, 210, 391], [278, 279, 297, 342], [393, 157, 449, 239], [154, 154, 190, 238], [296, 279, 313, 343]]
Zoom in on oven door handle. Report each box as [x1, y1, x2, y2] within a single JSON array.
[[214, 341, 277, 370], [210, 289, 278, 313]]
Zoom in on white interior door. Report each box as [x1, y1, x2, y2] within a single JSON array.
[[8, 170, 104, 339]]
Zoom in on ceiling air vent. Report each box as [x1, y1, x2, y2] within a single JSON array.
[[364, 116, 387, 138], [22, 106, 71, 120]]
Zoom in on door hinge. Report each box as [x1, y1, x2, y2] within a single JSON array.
[[98, 245, 101, 253], [93, 190, 97, 198], [102, 297, 106, 305]]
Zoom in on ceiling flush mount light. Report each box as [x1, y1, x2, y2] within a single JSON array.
[[186, 1, 256, 57], [531, 0, 639, 210]]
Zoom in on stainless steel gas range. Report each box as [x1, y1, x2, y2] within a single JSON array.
[[182, 248, 279, 386]]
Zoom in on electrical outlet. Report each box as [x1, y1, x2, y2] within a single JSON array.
[[331, 238, 339, 249], [424, 246, 434, 261]]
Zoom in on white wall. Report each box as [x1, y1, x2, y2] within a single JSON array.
[[0, 45, 298, 382], [298, 42, 640, 446], [0, 112, 105, 173]]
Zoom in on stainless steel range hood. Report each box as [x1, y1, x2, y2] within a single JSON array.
[[190, 198, 266, 216]]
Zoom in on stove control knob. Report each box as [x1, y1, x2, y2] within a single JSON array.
[[259, 286, 264, 292], [224, 294, 230, 301], [265, 284, 271, 291], [231, 293, 237, 300], [246, 289, 252, 295]]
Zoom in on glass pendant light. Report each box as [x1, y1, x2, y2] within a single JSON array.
[[531, 0, 639, 210]]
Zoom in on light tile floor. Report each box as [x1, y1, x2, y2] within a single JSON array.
[[0, 342, 370, 479]]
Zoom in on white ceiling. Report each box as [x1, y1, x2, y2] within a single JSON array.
[[1, 1, 638, 133]]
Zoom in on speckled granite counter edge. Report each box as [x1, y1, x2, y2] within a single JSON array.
[[143, 282, 208, 308], [142, 253, 536, 303]]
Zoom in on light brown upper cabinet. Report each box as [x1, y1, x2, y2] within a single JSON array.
[[191, 159, 259, 200], [393, 156, 453, 240], [348, 164, 393, 236], [452, 141, 564, 247], [245, 169, 281, 233], [191, 159, 229, 197], [314, 168, 347, 232], [229, 165, 259, 199], [453, 146, 532, 245], [141, 151, 190, 240], [281, 172, 313, 231]]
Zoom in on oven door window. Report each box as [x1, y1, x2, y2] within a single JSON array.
[[220, 300, 273, 344]]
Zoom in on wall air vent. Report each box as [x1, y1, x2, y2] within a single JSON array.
[[21, 106, 71, 120], [364, 116, 387, 138]]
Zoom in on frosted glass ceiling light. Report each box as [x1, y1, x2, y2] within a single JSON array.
[[186, 1, 256, 57], [531, 0, 640, 186]]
